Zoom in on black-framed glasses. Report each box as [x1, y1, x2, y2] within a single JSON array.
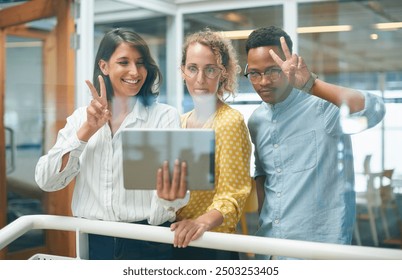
[[244, 64, 282, 84], [182, 65, 222, 79]]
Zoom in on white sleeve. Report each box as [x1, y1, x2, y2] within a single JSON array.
[[351, 91, 386, 129], [148, 191, 190, 225], [35, 108, 87, 192]]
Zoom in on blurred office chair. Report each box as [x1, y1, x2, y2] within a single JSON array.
[[363, 154, 372, 175], [379, 169, 402, 247], [355, 171, 381, 246], [355, 166, 399, 247]]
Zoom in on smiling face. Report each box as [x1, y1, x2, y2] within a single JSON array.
[[182, 42, 222, 105], [99, 42, 147, 98], [247, 46, 290, 104]]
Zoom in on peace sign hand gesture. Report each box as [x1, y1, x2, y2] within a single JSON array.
[[85, 75, 112, 131], [269, 36, 312, 90]]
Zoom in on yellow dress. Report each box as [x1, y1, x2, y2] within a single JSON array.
[[177, 103, 252, 233]]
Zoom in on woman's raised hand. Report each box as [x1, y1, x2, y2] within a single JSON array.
[[85, 75, 112, 131]]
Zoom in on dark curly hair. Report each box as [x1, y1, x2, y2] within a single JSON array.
[[92, 28, 162, 106], [245, 26, 293, 56]]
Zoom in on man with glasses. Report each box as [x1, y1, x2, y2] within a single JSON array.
[[245, 26, 385, 259]]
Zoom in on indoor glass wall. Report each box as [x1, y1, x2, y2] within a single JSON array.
[[297, 0, 402, 247], [2, 0, 400, 258], [91, 0, 402, 249]]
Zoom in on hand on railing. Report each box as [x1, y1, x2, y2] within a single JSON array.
[[2, 215, 402, 260]]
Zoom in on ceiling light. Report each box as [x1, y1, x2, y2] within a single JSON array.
[[374, 22, 402, 30], [297, 25, 352, 34], [220, 30, 253, 40], [220, 12, 247, 24]]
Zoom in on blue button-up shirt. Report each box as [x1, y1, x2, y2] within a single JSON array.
[[248, 89, 385, 259]]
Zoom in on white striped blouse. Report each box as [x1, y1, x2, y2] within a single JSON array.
[[35, 98, 188, 224]]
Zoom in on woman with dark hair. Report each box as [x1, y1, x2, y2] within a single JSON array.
[[35, 28, 187, 260], [92, 28, 161, 106]]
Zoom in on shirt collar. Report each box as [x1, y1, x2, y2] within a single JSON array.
[[127, 97, 149, 123], [263, 88, 299, 111]]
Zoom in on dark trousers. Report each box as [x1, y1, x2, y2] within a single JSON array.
[[172, 246, 239, 260], [88, 221, 173, 260]]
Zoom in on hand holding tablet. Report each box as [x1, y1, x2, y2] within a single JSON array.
[[122, 128, 215, 190]]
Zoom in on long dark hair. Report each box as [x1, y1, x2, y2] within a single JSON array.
[[92, 28, 162, 106]]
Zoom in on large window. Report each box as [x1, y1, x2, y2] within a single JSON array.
[[298, 1, 402, 179]]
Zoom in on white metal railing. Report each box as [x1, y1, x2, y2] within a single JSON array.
[[1, 214, 402, 260]]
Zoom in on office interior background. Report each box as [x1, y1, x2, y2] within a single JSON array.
[[1, 0, 402, 259]]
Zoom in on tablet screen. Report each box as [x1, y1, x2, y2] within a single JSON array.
[[122, 128, 215, 190]]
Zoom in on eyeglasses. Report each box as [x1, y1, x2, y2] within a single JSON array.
[[244, 64, 282, 84], [182, 65, 222, 79]]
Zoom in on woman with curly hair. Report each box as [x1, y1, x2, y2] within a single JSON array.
[[169, 29, 252, 259]]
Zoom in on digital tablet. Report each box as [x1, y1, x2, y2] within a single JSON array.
[[122, 128, 215, 190]]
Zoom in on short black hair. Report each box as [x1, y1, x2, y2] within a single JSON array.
[[245, 26, 293, 55]]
